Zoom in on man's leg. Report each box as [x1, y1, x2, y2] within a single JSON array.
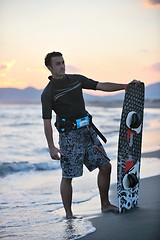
[[98, 162, 118, 212], [60, 177, 73, 218]]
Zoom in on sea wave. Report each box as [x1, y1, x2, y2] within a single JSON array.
[[0, 161, 60, 177]]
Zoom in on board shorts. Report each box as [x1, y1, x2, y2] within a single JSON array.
[[59, 126, 110, 178]]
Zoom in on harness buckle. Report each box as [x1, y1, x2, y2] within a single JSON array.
[[75, 116, 90, 129]]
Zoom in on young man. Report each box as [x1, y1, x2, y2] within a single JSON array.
[[41, 51, 138, 219]]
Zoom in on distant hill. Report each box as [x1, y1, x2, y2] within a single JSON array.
[[0, 87, 42, 103], [0, 82, 159, 104], [145, 82, 160, 100]]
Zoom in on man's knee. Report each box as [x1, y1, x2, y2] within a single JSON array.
[[61, 177, 73, 184], [99, 162, 111, 174]]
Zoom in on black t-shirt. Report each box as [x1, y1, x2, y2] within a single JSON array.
[[41, 74, 98, 119]]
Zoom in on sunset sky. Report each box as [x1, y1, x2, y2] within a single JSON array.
[[0, 0, 160, 90]]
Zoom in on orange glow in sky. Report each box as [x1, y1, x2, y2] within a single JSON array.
[[0, 0, 160, 90]]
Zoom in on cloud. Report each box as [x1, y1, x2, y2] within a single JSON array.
[[66, 65, 79, 73], [150, 62, 160, 72], [0, 64, 7, 71], [26, 66, 47, 73], [141, 49, 149, 53], [0, 60, 16, 71], [144, 0, 160, 7]]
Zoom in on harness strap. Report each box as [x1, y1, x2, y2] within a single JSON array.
[[90, 122, 107, 143], [55, 113, 107, 143], [88, 114, 107, 143]]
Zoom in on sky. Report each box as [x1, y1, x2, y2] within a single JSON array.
[[0, 0, 160, 91]]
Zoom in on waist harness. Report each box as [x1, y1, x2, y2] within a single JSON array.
[[55, 113, 107, 143]]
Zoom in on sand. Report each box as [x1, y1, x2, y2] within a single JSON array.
[[81, 175, 160, 240], [79, 126, 160, 240]]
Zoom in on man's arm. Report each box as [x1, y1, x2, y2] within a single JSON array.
[[96, 80, 140, 92], [43, 119, 60, 160], [96, 82, 126, 92]]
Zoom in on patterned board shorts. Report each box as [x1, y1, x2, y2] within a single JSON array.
[[59, 126, 110, 178]]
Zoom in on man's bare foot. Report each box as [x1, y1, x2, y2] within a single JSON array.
[[102, 203, 118, 213], [66, 215, 82, 220]]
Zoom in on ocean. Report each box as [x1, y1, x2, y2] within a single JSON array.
[[0, 104, 160, 239]]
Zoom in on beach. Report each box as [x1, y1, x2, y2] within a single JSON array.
[[0, 104, 160, 239], [81, 175, 160, 240]]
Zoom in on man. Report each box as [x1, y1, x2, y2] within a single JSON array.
[[41, 51, 138, 219]]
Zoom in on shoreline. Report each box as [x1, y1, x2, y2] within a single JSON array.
[[81, 175, 160, 240], [79, 148, 160, 239], [142, 150, 160, 158], [0, 100, 160, 108], [71, 146, 160, 240]]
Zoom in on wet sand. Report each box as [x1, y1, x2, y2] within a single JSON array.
[[80, 146, 160, 240], [81, 175, 160, 240]]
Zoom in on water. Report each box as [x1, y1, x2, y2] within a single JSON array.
[[0, 104, 160, 239]]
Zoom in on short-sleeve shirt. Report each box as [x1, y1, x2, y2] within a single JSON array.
[[41, 74, 98, 119]]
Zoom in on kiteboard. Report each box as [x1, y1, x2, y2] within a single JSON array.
[[117, 81, 145, 213]]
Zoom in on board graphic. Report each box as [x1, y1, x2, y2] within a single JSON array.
[[117, 82, 145, 213]]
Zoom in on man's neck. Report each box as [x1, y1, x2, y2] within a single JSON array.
[[52, 74, 64, 79]]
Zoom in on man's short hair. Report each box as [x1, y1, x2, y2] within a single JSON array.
[[44, 51, 62, 68]]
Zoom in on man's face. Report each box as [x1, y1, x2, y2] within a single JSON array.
[[49, 56, 65, 78]]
